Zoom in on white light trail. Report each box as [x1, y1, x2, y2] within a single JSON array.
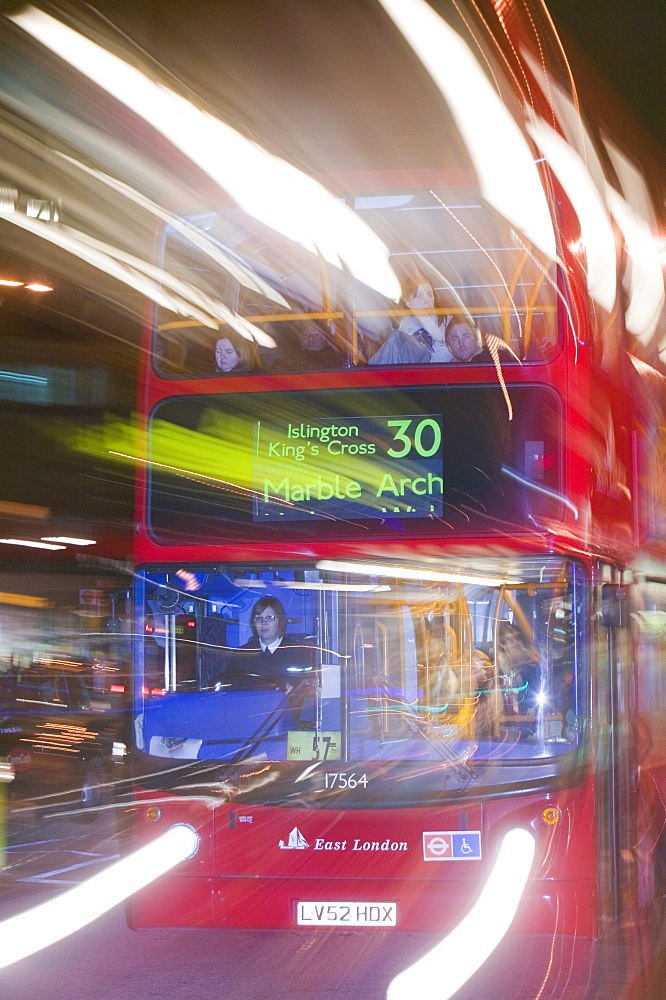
[[377, 0, 556, 262], [605, 184, 664, 343], [522, 49, 665, 340], [525, 113, 616, 313], [0, 824, 199, 969], [387, 827, 536, 1000], [0, 209, 275, 344], [55, 153, 290, 309], [10, 7, 400, 302], [500, 464, 579, 520], [0, 538, 65, 550], [316, 560, 521, 588], [273, 581, 392, 592], [41, 536, 96, 546], [232, 577, 391, 592]]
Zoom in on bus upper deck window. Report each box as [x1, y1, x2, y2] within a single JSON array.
[[153, 192, 558, 378]]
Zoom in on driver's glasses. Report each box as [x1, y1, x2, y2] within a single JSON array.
[[253, 614, 277, 623]]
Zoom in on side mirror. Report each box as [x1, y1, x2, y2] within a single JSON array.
[[600, 584, 629, 628]]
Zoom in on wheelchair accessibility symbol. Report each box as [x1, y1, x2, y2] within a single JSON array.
[[423, 831, 482, 861]]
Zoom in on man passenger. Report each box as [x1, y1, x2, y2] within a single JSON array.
[[272, 320, 343, 370], [445, 320, 491, 363]]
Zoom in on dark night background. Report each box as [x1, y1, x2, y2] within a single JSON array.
[[0, 8, 664, 998], [547, 0, 666, 151]]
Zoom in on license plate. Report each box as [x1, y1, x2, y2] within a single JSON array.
[[296, 901, 397, 926]]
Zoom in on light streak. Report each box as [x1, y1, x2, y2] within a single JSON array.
[[0, 209, 273, 344], [387, 827, 536, 1000], [55, 152, 289, 310], [426, 190, 519, 422], [273, 580, 391, 593], [41, 536, 96, 546], [10, 6, 400, 302], [0, 592, 52, 608], [377, 0, 556, 261], [500, 465, 579, 520], [485, 333, 515, 420], [232, 577, 391, 593], [0, 824, 199, 968], [605, 183, 664, 343], [316, 560, 521, 588], [428, 188, 525, 340], [525, 113, 616, 313], [0, 538, 65, 550], [107, 450, 293, 506]]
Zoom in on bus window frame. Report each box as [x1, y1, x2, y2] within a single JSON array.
[[132, 556, 589, 802], [149, 197, 563, 380]]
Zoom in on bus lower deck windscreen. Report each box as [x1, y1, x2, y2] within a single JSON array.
[[135, 556, 584, 804]]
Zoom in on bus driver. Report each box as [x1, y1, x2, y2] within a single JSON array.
[[226, 596, 314, 692]]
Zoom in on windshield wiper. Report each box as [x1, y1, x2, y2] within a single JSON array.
[[405, 715, 477, 782]]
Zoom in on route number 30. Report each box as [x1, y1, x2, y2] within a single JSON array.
[[386, 418, 442, 458]]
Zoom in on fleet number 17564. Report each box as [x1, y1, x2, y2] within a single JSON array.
[[324, 772, 368, 789]]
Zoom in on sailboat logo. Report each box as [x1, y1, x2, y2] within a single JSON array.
[[279, 826, 309, 850]]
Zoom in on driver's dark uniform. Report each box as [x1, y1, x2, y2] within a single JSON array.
[[225, 635, 315, 727], [226, 635, 313, 685]]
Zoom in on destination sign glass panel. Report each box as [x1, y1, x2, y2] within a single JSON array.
[[148, 385, 561, 541], [254, 413, 444, 521]]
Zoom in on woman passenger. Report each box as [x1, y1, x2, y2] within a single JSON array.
[[398, 277, 453, 362], [423, 636, 459, 713], [471, 648, 503, 731], [214, 328, 262, 373], [497, 623, 542, 715], [369, 277, 453, 365]]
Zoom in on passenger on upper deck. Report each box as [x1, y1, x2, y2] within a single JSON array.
[[215, 328, 262, 373], [444, 320, 492, 363], [369, 277, 453, 365], [399, 278, 453, 362], [271, 320, 344, 371]]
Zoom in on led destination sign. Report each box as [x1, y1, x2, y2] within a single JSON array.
[[147, 385, 562, 543], [254, 415, 444, 521]]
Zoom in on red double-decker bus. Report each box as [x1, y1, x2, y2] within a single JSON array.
[[121, 1, 666, 995]]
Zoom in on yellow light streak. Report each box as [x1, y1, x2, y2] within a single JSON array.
[[107, 450, 293, 506], [0, 592, 53, 609]]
